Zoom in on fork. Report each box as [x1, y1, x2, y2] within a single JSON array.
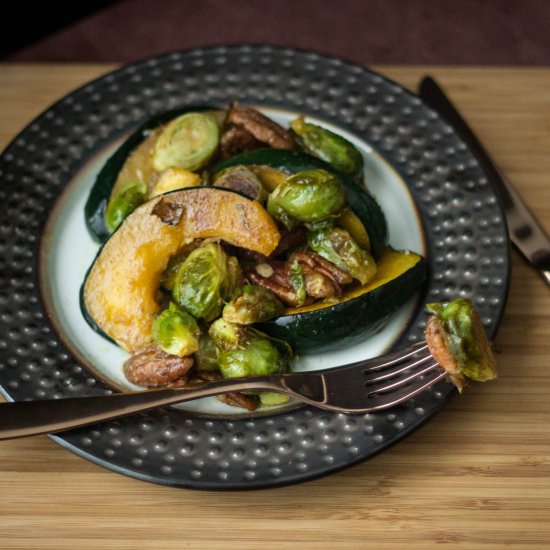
[[0, 341, 447, 440]]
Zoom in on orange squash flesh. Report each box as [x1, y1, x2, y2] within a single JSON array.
[[83, 187, 280, 353]]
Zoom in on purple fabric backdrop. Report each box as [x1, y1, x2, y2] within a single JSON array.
[[6, 0, 550, 64]]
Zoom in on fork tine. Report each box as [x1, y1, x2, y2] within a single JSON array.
[[364, 351, 434, 385], [366, 361, 441, 395], [364, 370, 448, 412], [360, 342, 430, 373]]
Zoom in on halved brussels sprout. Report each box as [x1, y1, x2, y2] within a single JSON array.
[[149, 167, 201, 198], [259, 392, 290, 406], [308, 227, 377, 285], [267, 169, 346, 229], [194, 334, 219, 371], [171, 242, 238, 321], [105, 182, 147, 233], [222, 284, 284, 324], [426, 298, 497, 383], [152, 302, 200, 357], [152, 112, 220, 172], [210, 319, 291, 378], [291, 116, 364, 179], [208, 318, 250, 351], [213, 165, 268, 202]]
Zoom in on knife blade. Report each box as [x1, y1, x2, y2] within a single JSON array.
[[419, 76, 550, 287]]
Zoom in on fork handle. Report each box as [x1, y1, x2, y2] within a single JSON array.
[[0, 377, 280, 440]]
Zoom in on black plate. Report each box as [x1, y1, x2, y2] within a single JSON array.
[[0, 46, 509, 489]]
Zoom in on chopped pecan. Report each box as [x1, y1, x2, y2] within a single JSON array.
[[192, 371, 259, 411], [123, 343, 194, 387], [220, 124, 262, 158], [299, 264, 338, 299], [289, 251, 352, 285], [227, 102, 295, 149], [269, 224, 308, 258], [247, 270, 302, 307], [217, 391, 260, 411], [151, 196, 184, 226]]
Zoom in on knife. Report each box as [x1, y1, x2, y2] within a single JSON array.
[[418, 76, 550, 287]]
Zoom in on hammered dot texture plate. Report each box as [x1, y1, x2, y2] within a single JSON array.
[[0, 46, 509, 489]]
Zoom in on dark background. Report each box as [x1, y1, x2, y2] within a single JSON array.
[[3, 0, 550, 65]]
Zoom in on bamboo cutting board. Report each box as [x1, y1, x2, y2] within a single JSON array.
[[0, 64, 549, 549]]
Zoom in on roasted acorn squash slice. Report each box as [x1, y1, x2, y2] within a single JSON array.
[[82, 187, 280, 353], [258, 249, 426, 352]]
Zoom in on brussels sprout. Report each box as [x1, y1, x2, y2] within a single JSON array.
[[308, 227, 377, 285], [213, 166, 268, 202], [171, 242, 235, 320], [194, 334, 219, 371], [287, 261, 307, 306], [225, 256, 245, 299], [426, 299, 497, 383], [291, 116, 364, 179], [267, 169, 346, 229], [259, 392, 290, 407], [105, 182, 147, 233], [222, 284, 284, 324], [152, 302, 200, 357], [217, 332, 291, 378], [149, 167, 201, 198], [152, 112, 220, 172], [208, 318, 250, 351]]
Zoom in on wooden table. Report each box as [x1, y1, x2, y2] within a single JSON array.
[[1, 64, 549, 549]]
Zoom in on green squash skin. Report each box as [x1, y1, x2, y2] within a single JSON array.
[[212, 149, 388, 260], [257, 255, 426, 353], [85, 105, 216, 243]]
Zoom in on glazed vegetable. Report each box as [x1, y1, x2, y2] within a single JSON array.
[[291, 116, 364, 179], [222, 285, 284, 324], [149, 167, 201, 198], [212, 165, 267, 202], [194, 334, 219, 371], [152, 302, 200, 357], [152, 112, 220, 172], [82, 187, 281, 353], [209, 318, 250, 351], [267, 169, 346, 229], [171, 242, 238, 321], [425, 298, 497, 391], [308, 227, 376, 285], [213, 149, 387, 259], [105, 182, 147, 233], [258, 249, 426, 352], [209, 320, 291, 378]]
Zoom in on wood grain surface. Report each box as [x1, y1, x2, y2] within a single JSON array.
[[0, 64, 549, 549]]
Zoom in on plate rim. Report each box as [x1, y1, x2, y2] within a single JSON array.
[[0, 44, 511, 489]]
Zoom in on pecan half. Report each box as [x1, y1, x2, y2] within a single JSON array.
[[193, 371, 259, 411], [247, 270, 302, 307], [217, 392, 260, 411], [289, 251, 352, 285], [227, 102, 295, 149], [220, 124, 262, 158], [123, 343, 194, 387]]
